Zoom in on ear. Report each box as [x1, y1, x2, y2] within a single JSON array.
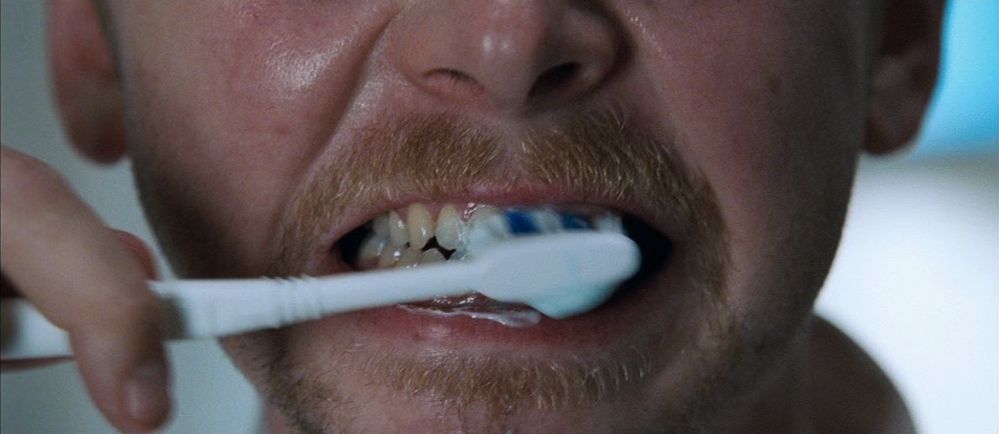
[[864, 0, 946, 155], [48, 0, 127, 163]]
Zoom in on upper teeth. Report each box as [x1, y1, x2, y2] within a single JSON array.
[[388, 210, 407, 247], [351, 203, 624, 270], [435, 204, 462, 250], [407, 203, 435, 250]]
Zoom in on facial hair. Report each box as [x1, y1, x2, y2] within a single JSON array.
[[221, 107, 743, 433]]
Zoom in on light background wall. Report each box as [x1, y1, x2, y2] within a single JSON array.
[[2, 1, 996, 433]]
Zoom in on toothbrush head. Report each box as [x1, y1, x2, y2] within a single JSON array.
[[474, 231, 640, 318]]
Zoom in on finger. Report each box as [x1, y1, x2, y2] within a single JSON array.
[[2, 232, 158, 298], [2, 232, 157, 372], [111, 229, 160, 280], [0, 147, 172, 432]]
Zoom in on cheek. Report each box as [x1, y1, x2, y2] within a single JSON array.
[[122, 43, 310, 276], [633, 5, 865, 321], [129, 134, 299, 276], [686, 64, 861, 317], [115, 2, 388, 276]]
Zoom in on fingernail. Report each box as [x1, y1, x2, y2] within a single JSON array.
[[123, 359, 170, 430]]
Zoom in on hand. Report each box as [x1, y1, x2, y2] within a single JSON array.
[[1, 145, 171, 432]]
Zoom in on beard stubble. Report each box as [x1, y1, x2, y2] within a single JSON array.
[[221, 108, 742, 433]]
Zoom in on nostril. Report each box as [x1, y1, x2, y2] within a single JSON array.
[[528, 62, 581, 99]]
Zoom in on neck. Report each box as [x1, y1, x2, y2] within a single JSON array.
[[709, 320, 816, 434]]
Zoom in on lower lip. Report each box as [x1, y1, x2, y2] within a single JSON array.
[[307, 271, 673, 351]]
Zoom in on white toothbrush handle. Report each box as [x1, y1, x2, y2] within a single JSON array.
[[1, 298, 72, 359], [157, 263, 478, 339], [1, 262, 480, 360]]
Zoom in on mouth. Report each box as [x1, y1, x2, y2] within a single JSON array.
[[329, 201, 672, 327]]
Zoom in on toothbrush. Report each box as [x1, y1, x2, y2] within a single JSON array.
[[1, 210, 640, 360]]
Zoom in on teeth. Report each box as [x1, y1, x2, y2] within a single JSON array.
[[396, 248, 421, 268], [467, 205, 501, 232], [435, 204, 463, 250], [358, 235, 387, 262], [372, 215, 389, 237], [350, 204, 629, 271], [379, 245, 404, 268], [407, 203, 435, 250], [420, 248, 446, 264], [465, 205, 505, 253], [389, 210, 407, 247]]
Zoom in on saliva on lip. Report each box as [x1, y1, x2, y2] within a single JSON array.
[[345, 203, 626, 327], [399, 303, 543, 328]]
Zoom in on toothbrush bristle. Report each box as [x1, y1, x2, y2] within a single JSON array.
[[462, 207, 625, 259], [560, 213, 590, 230], [504, 210, 540, 234], [499, 208, 607, 235]]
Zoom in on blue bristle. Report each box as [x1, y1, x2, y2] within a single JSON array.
[[560, 213, 590, 230], [505, 210, 539, 234]]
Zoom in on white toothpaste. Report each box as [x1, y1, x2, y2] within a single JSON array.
[[398, 304, 543, 328]]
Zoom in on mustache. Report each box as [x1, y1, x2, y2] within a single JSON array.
[[268, 107, 721, 280]]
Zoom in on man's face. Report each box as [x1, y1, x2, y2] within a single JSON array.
[[106, 1, 871, 431]]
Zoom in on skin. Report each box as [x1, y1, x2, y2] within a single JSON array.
[[1, 0, 942, 432]]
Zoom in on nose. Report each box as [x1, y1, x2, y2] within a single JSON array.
[[386, 0, 620, 113]]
